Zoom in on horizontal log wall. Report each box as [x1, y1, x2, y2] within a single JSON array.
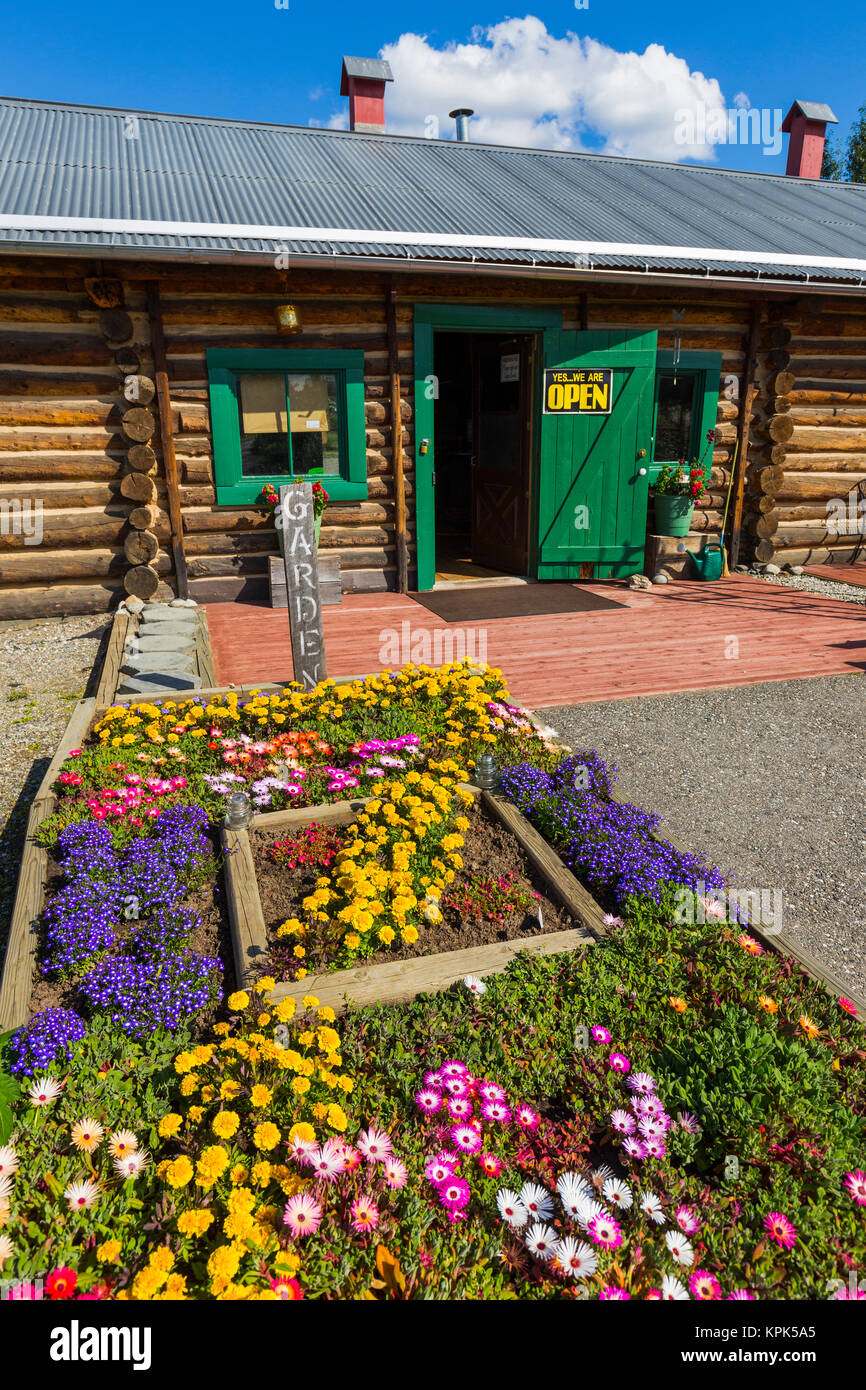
[[2, 254, 866, 618], [747, 300, 866, 566]]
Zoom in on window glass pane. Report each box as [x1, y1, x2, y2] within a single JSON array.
[[655, 373, 696, 461], [287, 372, 340, 475], [238, 373, 289, 476]]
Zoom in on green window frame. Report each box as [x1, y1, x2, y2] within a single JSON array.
[[649, 350, 722, 482], [207, 348, 367, 506]]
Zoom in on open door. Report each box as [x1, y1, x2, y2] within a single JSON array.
[[471, 335, 532, 574], [537, 329, 657, 579]]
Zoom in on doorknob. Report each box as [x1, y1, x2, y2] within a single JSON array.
[[637, 448, 647, 458], [638, 467, 647, 476]]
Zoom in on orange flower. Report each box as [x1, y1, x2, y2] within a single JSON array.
[[738, 934, 764, 956], [758, 995, 778, 1014], [832, 1058, 841, 1072], [668, 996, 688, 1014], [798, 1014, 820, 1040]]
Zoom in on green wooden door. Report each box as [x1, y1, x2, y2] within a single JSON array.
[[537, 329, 657, 580]]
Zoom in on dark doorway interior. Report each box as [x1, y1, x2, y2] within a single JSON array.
[[433, 331, 532, 578]]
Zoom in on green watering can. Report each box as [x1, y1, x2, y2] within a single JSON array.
[[690, 540, 724, 582]]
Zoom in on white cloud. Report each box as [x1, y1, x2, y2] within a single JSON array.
[[328, 15, 727, 162]]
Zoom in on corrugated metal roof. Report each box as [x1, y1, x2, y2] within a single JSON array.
[[1, 95, 866, 285]]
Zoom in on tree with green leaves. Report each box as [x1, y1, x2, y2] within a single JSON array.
[[821, 103, 866, 181]]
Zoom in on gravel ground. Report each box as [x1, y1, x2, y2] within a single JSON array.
[[748, 568, 866, 606], [542, 675, 866, 998], [0, 615, 111, 968]]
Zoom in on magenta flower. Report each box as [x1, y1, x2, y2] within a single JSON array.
[[643, 1137, 667, 1159], [481, 1100, 511, 1125], [622, 1137, 647, 1160], [587, 1214, 623, 1250], [440, 1060, 470, 1080], [350, 1196, 380, 1234], [423, 1070, 443, 1088], [478, 1152, 502, 1177], [415, 1089, 442, 1114], [478, 1081, 507, 1104], [763, 1211, 797, 1250], [356, 1126, 392, 1164], [727, 1289, 756, 1300], [443, 1076, 471, 1099], [599, 1285, 630, 1299], [383, 1158, 408, 1190], [610, 1108, 636, 1135], [447, 1096, 474, 1121], [674, 1205, 701, 1236], [608, 1052, 631, 1074], [514, 1104, 540, 1130], [439, 1177, 471, 1210], [591, 1025, 611, 1044], [451, 1124, 482, 1154], [283, 1192, 323, 1238], [844, 1170, 866, 1205], [626, 1071, 656, 1095], [425, 1156, 456, 1184], [689, 1270, 722, 1300]]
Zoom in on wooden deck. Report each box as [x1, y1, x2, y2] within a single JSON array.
[[205, 576, 866, 708], [803, 562, 866, 589]]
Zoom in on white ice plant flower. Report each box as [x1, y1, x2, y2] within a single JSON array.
[[524, 1223, 558, 1261], [0, 1146, 17, 1180], [554, 1236, 598, 1280], [602, 1178, 633, 1211], [661, 1274, 690, 1300], [639, 1191, 666, 1224], [519, 1182, 555, 1223], [27, 1076, 63, 1107], [463, 975, 487, 996], [496, 1188, 528, 1228], [665, 1230, 695, 1267]]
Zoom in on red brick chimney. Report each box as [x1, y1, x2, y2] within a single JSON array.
[[340, 56, 394, 134], [782, 101, 838, 178]]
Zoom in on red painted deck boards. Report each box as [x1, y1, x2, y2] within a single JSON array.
[[205, 577, 866, 707], [803, 562, 866, 589]]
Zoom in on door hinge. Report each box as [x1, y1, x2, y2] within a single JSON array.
[[432, 471, 437, 486]]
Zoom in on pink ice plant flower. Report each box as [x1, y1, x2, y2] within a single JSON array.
[[447, 1097, 474, 1121], [844, 1170, 866, 1205], [608, 1052, 631, 1074], [356, 1126, 392, 1164], [674, 1205, 701, 1237], [283, 1192, 323, 1238], [414, 1089, 442, 1115], [763, 1211, 797, 1250], [587, 1214, 623, 1251], [383, 1158, 408, 1190], [690, 1270, 722, 1300], [439, 1178, 471, 1211], [514, 1104, 540, 1130], [610, 1108, 636, 1135], [481, 1100, 511, 1125], [600, 1286, 630, 1300], [349, 1196, 380, 1233], [450, 1124, 482, 1155], [425, 1156, 456, 1185], [478, 1081, 508, 1104], [626, 1072, 656, 1095], [591, 1026, 611, 1044]]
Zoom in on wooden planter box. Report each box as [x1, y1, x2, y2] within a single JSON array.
[[223, 787, 610, 1014]]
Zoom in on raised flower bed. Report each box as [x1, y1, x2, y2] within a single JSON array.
[[0, 661, 863, 1305]]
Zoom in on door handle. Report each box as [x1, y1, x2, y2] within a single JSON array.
[[638, 468, 647, 476], [637, 448, 647, 459]]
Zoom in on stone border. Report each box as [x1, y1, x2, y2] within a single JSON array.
[[522, 708, 866, 1021], [223, 786, 608, 1014]]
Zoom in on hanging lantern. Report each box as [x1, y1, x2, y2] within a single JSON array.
[[275, 303, 302, 334]]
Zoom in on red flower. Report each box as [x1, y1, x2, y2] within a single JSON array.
[[46, 1266, 78, 1300], [270, 1276, 304, 1300]]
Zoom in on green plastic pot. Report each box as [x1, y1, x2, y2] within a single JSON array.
[[654, 494, 695, 537], [691, 540, 724, 582]]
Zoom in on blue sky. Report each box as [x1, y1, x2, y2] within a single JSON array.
[[0, 0, 862, 173]]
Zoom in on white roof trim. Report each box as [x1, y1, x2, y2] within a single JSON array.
[[1, 213, 866, 273]]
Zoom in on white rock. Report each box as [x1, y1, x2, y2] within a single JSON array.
[[628, 573, 652, 591], [171, 598, 198, 608], [124, 597, 145, 614], [763, 563, 781, 575], [652, 572, 670, 584]]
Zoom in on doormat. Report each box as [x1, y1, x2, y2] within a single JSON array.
[[407, 583, 627, 622]]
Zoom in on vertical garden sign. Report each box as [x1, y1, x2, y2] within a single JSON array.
[[278, 481, 327, 690]]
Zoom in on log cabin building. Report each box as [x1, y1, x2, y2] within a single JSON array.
[[1, 66, 866, 618]]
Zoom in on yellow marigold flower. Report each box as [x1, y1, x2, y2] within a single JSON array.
[[207, 1246, 241, 1281], [251, 1161, 273, 1187], [338, 1075, 354, 1093], [291, 1076, 311, 1096], [201, 1085, 216, 1103], [228, 991, 250, 1011], [174, 1050, 196, 1075], [187, 1105, 205, 1124], [150, 1246, 175, 1273], [177, 1210, 214, 1237], [302, 994, 320, 1009], [161, 1273, 188, 1300], [255, 976, 276, 995], [165, 1156, 194, 1189], [158, 1113, 183, 1139], [253, 1121, 281, 1151], [97, 1239, 122, 1263], [213, 1022, 231, 1037], [327, 1103, 348, 1132], [275, 998, 296, 1022], [179, 1074, 199, 1097], [668, 996, 688, 1014], [250, 1084, 273, 1108], [196, 1145, 230, 1185], [288, 1121, 316, 1145], [758, 995, 778, 1014], [212, 1110, 240, 1139], [229, 1163, 248, 1185]]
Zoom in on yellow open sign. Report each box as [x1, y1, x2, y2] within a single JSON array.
[[543, 367, 612, 415]]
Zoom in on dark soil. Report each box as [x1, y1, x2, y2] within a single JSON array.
[[28, 830, 236, 1021], [252, 798, 580, 975]]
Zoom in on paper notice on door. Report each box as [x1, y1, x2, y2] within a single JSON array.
[[500, 353, 520, 383]]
